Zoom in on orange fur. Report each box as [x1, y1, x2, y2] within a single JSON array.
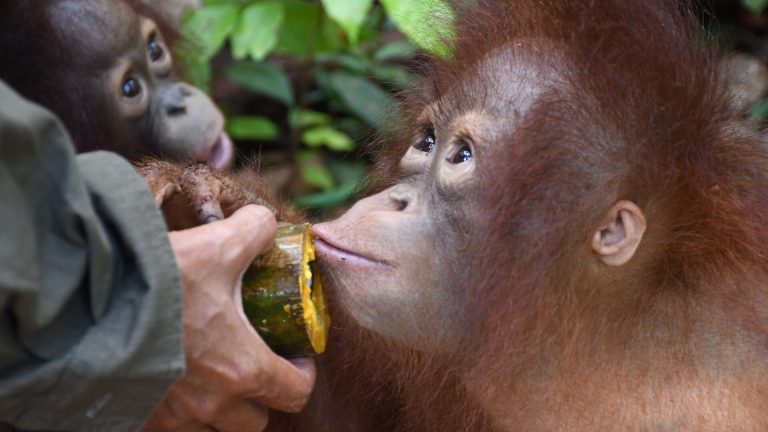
[[280, 1, 768, 430]]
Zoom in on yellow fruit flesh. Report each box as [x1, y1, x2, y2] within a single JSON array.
[[300, 229, 330, 354]]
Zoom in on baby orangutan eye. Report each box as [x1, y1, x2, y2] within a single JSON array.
[[122, 78, 142, 98], [448, 141, 473, 164], [414, 128, 436, 153], [148, 35, 164, 62]]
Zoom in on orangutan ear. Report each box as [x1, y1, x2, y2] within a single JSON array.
[[591, 200, 646, 266]]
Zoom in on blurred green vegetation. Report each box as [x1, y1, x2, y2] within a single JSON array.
[[175, 0, 453, 215], [174, 0, 768, 216], [744, 0, 768, 14], [736, 0, 768, 120]]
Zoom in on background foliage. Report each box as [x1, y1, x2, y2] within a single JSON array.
[[174, 0, 768, 216], [175, 0, 452, 215], [745, 0, 768, 14], [721, 0, 768, 121]]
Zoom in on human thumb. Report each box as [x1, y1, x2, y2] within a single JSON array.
[[216, 205, 278, 271]]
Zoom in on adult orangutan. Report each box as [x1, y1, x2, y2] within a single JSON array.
[[263, 0, 768, 430]]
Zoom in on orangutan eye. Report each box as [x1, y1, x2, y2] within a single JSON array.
[[122, 78, 142, 98], [414, 128, 436, 153], [448, 141, 473, 164], [148, 35, 164, 62]]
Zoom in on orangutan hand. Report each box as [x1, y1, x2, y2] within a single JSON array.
[[142, 205, 316, 432], [135, 159, 279, 231]]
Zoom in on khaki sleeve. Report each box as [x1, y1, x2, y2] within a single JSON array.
[[0, 81, 185, 432]]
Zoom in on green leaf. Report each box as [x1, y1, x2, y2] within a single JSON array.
[[374, 40, 417, 61], [182, 60, 213, 93], [327, 71, 396, 128], [328, 159, 367, 184], [334, 117, 369, 139], [750, 98, 768, 121], [321, 0, 373, 44], [227, 116, 280, 140], [276, 1, 322, 57], [302, 126, 356, 151], [320, 12, 350, 52], [300, 162, 336, 190], [203, 0, 246, 5], [289, 109, 332, 129], [357, 5, 386, 45], [744, 0, 768, 14], [231, 1, 284, 61], [181, 4, 239, 61], [380, 0, 454, 57], [316, 53, 369, 74], [371, 64, 415, 90], [226, 62, 294, 106], [295, 180, 359, 209]]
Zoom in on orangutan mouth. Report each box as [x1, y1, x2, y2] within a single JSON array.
[[205, 132, 234, 170], [313, 237, 393, 269]]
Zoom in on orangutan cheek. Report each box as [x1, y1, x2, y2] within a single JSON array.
[[330, 260, 453, 351]]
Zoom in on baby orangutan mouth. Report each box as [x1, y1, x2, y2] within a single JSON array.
[[201, 132, 234, 171]]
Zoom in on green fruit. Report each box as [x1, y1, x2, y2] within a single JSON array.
[[241, 224, 330, 357]]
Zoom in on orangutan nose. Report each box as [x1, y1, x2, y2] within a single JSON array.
[[389, 188, 415, 212]]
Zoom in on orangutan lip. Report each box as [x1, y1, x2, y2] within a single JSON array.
[[313, 238, 393, 268], [202, 132, 233, 170]]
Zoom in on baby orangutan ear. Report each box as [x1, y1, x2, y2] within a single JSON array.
[[591, 200, 646, 266]]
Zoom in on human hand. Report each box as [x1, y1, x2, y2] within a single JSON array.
[[142, 205, 317, 432]]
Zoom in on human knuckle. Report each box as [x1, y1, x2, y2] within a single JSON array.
[[239, 364, 267, 395], [147, 405, 184, 431], [175, 388, 220, 425], [213, 221, 237, 241], [279, 377, 313, 410], [212, 360, 251, 395], [247, 403, 271, 431], [284, 401, 306, 414], [191, 396, 222, 424], [248, 205, 277, 228], [288, 390, 313, 413], [214, 227, 242, 259], [155, 413, 184, 430], [257, 413, 270, 432], [221, 369, 247, 394], [156, 388, 196, 428]]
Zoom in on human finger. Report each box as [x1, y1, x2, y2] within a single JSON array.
[[142, 420, 210, 432], [141, 397, 185, 431], [168, 205, 276, 266], [216, 205, 277, 268], [142, 381, 211, 432], [245, 354, 317, 413], [210, 399, 269, 432]]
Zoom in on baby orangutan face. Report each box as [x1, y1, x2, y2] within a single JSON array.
[[46, 0, 233, 168]]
